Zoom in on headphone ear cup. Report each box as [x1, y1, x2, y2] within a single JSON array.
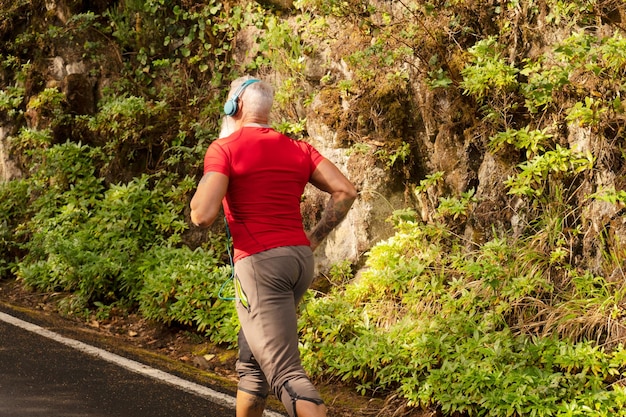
[[223, 79, 259, 116], [223, 98, 238, 116]]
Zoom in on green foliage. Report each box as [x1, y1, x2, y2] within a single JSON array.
[[426, 67, 453, 89], [460, 36, 521, 126], [413, 173, 477, 225], [27, 87, 65, 111], [299, 218, 626, 415], [521, 30, 626, 120], [299, 295, 369, 378], [87, 94, 169, 160], [0, 179, 29, 278], [461, 37, 519, 100], [488, 124, 594, 208], [254, 14, 307, 73], [15, 141, 193, 310], [375, 142, 412, 168], [10, 127, 54, 156], [415, 171, 444, 194], [273, 118, 307, 137], [435, 188, 476, 220], [294, 0, 375, 17], [520, 59, 571, 113], [566, 96, 607, 127], [0, 0, 249, 324], [592, 188, 626, 205], [104, 0, 238, 83], [0, 86, 24, 117], [136, 245, 238, 346], [0, 55, 29, 117], [326, 260, 354, 288], [505, 145, 593, 199], [489, 127, 553, 158], [545, 0, 595, 26]]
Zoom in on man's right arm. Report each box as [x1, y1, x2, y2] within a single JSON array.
[[190, 171, 229, 228], [307, 159, 357, 251]]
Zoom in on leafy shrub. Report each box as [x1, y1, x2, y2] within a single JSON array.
[[0, 85, 24, 118], [460, 36, 519, 101], [136, 245, 238, 346], [16, 140, 193, 310], [0, 179, 29, 278], [299, 218, 626, 415], [299, 295, 369, 378], [504, 145, 593, 199]]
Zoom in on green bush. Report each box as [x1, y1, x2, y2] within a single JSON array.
[[136, 245, 238, 346], [15, 141, 193, 310], [0, 179, 29, 278], [299, 218, 626, 415]]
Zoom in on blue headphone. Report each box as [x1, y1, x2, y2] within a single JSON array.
[[223, 79, 260, 116]]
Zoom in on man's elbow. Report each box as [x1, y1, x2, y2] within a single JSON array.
[[331, 185, 357, 214], [344, 184, 358, 206], [190, 209, 217, 228], [347, 184, 358, 201]]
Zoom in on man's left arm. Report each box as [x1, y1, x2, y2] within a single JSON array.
[[307, 159, 357, 251], [190, 172, 229, 227]]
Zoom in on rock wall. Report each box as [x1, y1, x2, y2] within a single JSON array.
[[0, 126, 21, 182], [303, 116, 402, 274], [231, 19, 408, 274]]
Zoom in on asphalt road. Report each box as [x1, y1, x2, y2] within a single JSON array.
[[0, 309, 285, 417]]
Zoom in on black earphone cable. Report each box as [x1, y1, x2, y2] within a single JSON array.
[[218, 216, 236, 301]]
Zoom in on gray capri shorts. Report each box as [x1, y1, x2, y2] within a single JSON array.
[[234, 245, 323, 416]]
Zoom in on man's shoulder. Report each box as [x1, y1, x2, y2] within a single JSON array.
[[210, 130, 244, 149]]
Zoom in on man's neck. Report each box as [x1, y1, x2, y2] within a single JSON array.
[[243, 123, 270, 128], [237, 115, 270, 129]]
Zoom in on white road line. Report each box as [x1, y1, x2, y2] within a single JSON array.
[[0, 310, 285, 417]]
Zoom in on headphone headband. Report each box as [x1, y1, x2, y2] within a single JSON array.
[[223, 79, 260, 116]]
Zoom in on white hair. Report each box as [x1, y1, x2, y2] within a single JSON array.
[[229, 76, 274, 118]]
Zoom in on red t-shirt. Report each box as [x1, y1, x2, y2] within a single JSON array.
[[203, 127, 325, 261]]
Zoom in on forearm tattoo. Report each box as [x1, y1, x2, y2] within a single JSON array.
[[309, 196, 353, 246]]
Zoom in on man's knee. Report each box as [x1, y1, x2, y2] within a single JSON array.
[[278, 377, 324, 417], [236, 330, 270, 398]]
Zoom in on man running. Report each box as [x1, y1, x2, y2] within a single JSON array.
[[190, 76, 357, 417]]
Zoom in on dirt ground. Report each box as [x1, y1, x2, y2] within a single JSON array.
[[0, 279, 431, 417]]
